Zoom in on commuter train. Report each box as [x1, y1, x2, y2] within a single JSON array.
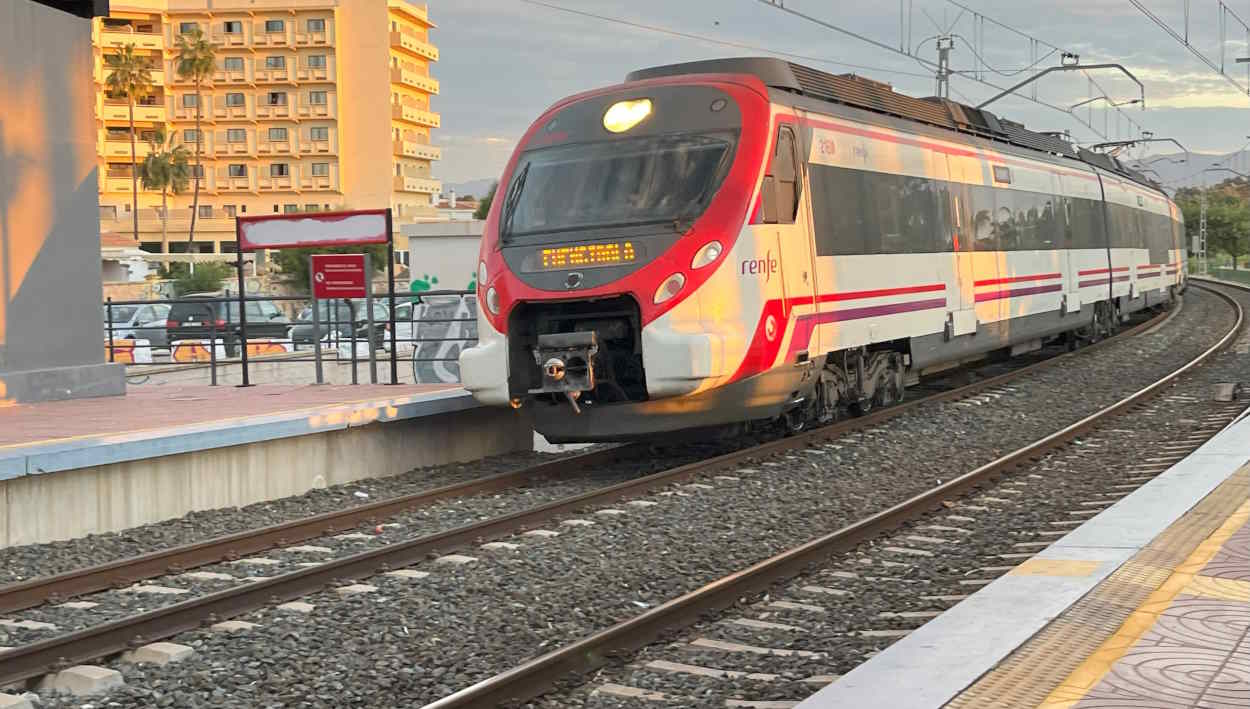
[[459, 57, 1186, 442]]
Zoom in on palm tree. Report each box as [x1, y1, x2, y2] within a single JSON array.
[[139, 130, 191, 254], [103, 44, 153, 242], [175, 27, 214, 248]]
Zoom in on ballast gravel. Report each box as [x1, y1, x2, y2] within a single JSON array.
[[16, 286, 1244, 708]]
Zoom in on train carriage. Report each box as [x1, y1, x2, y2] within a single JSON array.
[[459, 57, 1186, 442]]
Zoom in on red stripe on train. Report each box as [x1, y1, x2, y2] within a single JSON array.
[[974, 284, 1063, 302], [784, 298, 949, 361], [973, 273, 1061, 287], [1078, 267, 1131, 275]]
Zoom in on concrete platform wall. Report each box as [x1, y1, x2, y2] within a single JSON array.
[[0, 406, 531, 547]]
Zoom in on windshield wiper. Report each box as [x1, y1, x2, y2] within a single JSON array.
[[500, 162, 530, 242]]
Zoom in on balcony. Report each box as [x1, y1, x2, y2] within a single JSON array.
[[254, 68, 293, 84], [301, 139, 334, 155], [255, 103, 292, 119], [297, 102, 335, 119], [253, 29, 290, 47], [217, 175, 256, 193], [295, 30, 330, 46], [102, 139, 154, 159], [390, 103, 440, 128], [101, 174, 137, 193], [99, 28, 164, 51], [393, 175, 440, 194], [100, 101, 167, 123], [95, 65, 165, 86], [389, 0, 431, 26], [257, 141, 295, 156], [215, 104, 254, 121], [214, 68, 251, 84], [257, 175, 295, 192], [389, 67, 439, 95], [295, 66, 331, 82], [172, 104, 214, 123], [211, 31, 248, 48], [215, 140, 253, 156], [300, 172, 337, 191], [392, 137, 440, 161], [389, 31, 438, 61]]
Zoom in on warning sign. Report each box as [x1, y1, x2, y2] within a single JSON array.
[[311, 253, 368, 299]]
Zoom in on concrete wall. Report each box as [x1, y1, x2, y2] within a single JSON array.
[[0, 405, 533, 547], [404, 220, 483, 292], [0, 1, 123, 402]]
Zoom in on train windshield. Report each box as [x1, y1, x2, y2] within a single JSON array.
[[501, 131, 736, 241]]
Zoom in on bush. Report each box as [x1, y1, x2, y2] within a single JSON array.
[[171, 261, 235, 295]]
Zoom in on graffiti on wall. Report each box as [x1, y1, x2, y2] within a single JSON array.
[[411, 294, 478, 384]]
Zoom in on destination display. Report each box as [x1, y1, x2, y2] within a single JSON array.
[[530, 241, 638, 271]]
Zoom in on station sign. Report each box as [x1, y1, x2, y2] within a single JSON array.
[[311, 253, 368, 299], [236, 209, 390, 251]]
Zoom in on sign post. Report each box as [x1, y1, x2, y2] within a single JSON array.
[[237, 209, 393, 387], [309, 269, 324, 384], [364, 252, 377, 384]]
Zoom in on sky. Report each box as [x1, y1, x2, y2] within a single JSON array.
[[426, 0, 1250, 187]]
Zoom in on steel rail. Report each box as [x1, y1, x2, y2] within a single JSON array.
[[0, 300, 1184, 687], [423, 283, 1244, 709], [0, 443, 649, 615]]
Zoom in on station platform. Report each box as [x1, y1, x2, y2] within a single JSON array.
[[0, 384, 532, 547], [800, 409, 1250, 709]]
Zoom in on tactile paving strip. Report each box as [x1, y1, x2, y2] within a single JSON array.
[[944, 466, 1250, 709]]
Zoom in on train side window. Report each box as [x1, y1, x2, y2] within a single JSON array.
[[762, 126, 800, 225]]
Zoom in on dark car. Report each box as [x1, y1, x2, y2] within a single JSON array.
[[166, 293, 291, 357], [290, 299, 388, 351]]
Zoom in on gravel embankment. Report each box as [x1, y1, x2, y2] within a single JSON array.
[[12, 285, 1243, 708]]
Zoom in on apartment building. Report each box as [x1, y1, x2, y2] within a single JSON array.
[[94, 0, 441, 257]]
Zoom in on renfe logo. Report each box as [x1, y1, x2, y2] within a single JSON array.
[[741, 251, 779, 283]]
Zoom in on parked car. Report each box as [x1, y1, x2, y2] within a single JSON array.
[[385, 300, 415, 352], [166, 293, 291, 357], [104, 303, 170, 347], [290, 299, 389, 351]]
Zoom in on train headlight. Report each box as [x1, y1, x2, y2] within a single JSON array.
[[691, 241, 723, 269], [603, 98, 652, 133], [653, 273, 686, 304], [485, 286, 501, 315], [478, 261, 488, 291]]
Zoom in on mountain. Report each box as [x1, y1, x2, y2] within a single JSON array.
[[1126, 150, 1250, 192], [440, 178, 499, 200]]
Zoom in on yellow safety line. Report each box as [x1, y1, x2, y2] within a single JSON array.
[[0, 388, 452, 451], [1037, 498, 1250, 709]]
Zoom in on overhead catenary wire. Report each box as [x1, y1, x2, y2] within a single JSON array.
[[514, 0, 934, 80], [1126, 0, 1250, 96]]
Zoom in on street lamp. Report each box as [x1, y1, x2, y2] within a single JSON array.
[[1070, 97, 1142, 110]]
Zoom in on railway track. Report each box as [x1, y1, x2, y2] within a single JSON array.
[[422, 281, 1247, 708], [0, 288, 1222, 697]]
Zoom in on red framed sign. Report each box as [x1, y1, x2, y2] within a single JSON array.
[[311, 253, 368, 299], [235, 209, 390, 251]]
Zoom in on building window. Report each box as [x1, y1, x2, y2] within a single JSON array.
[[183, 129, 200, 143], [271, 163, 290, 177], [226, 92, 245, 106], [264, 55, 285, 70], [309, 126, 329, 141], [266, 92, 287, 106], [308, 90, 327, 105], [199, 205, 213, 218], [284, 204, 299, 214], [190, 165, 205, 178], [391, 21, 397, 31], [395, 163, 402, 176], [182, 94, 198, 108], [307, 55, 326, 69], [268, 127, 288, 141], [273, 205, 279, 213], [308, 18, 326, 32], [226, 128, 246, 143], [106, 127, 129, 140], [264, 19, 285, 33], [305, 203, 320, 211], [223, 20, 242, 34], [223, 57, 244, 71], [311, 162, 329, 176], [223, 205, 237, 217], [228, 164, 247, 177], [179, 22, 198, 34]]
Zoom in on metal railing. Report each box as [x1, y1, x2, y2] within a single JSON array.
[[103, 289, 476, 387]]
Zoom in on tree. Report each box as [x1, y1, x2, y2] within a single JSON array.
[[271, 243, 389, 293], [171, 261, 234, 296], [139, 130, 191, 254], [474, 182, 497, 220], [176, 27, 215, 247], [103, 44, 153, 242], [1176, 179, 1250, 269]]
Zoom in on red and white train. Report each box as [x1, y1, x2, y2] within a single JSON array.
[[459, 58, 1186, 442]]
